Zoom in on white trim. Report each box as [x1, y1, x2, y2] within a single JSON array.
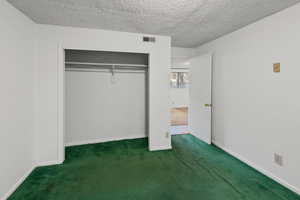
[[58, 45, 159, 158], [57, 44, 65, 164], [212, 140, 300, 195], [149, 144, 172, 151], [38, 160, 63, 167], [1, 166, 35, 200], [65, 135, 147, 147]]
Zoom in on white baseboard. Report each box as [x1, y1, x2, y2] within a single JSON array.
[[149, 144, 172, 151], [212, 140, 300, 195], [37, 160, 63, 167], [1, 166, 35, 200], [65, 135, 147, 147], [66, 136, 172, 151]]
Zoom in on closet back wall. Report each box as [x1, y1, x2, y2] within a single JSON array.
[[65, 50, 148, 146], [66, 71, 146, 146]]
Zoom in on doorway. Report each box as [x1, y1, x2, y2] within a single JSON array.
[[170, 53, 212, 144], [170, 70, 190, 135]]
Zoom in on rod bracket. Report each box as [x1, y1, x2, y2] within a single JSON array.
[[111, 65, 116, 83]]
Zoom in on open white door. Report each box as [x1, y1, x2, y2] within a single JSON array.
[[189, 54, 212, 144]]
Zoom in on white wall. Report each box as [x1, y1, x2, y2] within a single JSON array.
[[196, 3, 300, 194], [36, 25, 171, 164], [170, 86, 189, 108], [0, 0, 36, 199], [65, 70, 147, 146], [170, 47, 194, 108], [171, 47, 195, 68]]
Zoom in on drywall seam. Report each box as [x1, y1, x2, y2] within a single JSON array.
[[65, 135, 148, 147], [1, 166, 35, 200], [212, 140, 300, 195]]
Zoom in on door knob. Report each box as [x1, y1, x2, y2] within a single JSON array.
[[204, 104, 212, 107]]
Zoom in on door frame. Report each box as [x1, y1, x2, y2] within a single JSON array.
[[57, 44, 155, 163]]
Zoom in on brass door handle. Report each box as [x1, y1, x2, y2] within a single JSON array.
[[204, 104, 212, 107]]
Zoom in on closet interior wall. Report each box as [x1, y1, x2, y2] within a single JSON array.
[[65, 50, 149, 146]]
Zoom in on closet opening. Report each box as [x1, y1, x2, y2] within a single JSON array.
[[64, 49, 149, 149]]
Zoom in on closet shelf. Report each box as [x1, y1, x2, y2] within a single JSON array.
[[65, 61, 148, 68]]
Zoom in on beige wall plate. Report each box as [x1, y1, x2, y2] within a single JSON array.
[[273, 63, 280, 73]]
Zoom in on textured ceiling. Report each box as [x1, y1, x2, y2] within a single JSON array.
[[7, 0, 300, 47]]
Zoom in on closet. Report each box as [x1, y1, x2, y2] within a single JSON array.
[[65, 49, 149, 146]]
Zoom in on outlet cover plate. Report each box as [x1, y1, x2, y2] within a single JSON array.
[[274, 153, 283, 166], [273, 63, 280, 73]]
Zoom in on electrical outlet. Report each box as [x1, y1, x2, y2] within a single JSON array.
[[274, 153, 283, 166]]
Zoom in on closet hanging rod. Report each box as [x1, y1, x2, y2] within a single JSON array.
[[65, 68, 147, 73], [65, 61, 148, 68]]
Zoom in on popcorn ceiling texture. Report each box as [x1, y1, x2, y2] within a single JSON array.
[[7, 0, 300, 47]]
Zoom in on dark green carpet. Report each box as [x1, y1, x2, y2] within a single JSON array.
[[9, 134, 299, 200]]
